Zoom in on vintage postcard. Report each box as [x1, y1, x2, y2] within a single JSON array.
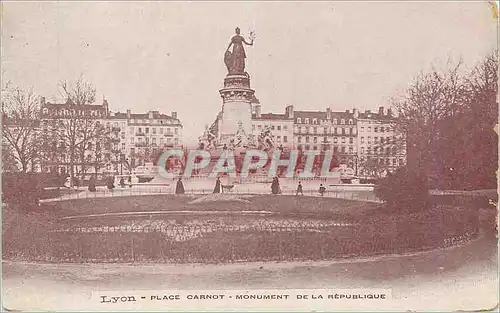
[[1, 1, 498, 312]]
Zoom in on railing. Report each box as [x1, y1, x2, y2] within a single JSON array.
[[3, 209, 479, 263]]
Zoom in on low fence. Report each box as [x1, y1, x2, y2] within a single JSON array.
[[40, 186, 380, 203], [3, 209, 479, 263]]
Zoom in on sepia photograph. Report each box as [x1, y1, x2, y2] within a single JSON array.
[[1, 1, 498, 311]]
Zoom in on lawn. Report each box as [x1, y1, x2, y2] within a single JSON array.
[[41, 194, 381, 222]]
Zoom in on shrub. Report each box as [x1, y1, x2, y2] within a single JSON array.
[[374, 167, 429, 211]]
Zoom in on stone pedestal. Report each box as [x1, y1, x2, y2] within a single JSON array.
[[218, 74, 254, 144]]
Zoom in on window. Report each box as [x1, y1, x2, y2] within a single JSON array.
[[130, 127, 134, 134], [368, 127, 371, 132], [349, 147, 353, 153], [323, 127, 328, 134], [153, 128, 157, 134], [340, 119, 345, 125], [252, 125, 256, 131], [121, 143, 125, 150], [283, 136, 288, 143], [361, 136, 365, 144], [360, 127, 364, 132], [374, 127, 378, 133], [313, 137, 318, 143], [374, 136, 378, 143], [305, 118, 309, 124], [336, 127, 342, 134], [349, 119, 353, 125], [333, 137, 338, 143], [313, 127, 317, 134], [297, 118, 302, 124], [323, 136, 328, 143], [345, 128, 350, 135], [167, 137, 172, 144], [312, 118, 317, 124], [152, 138, 157, 144], [258, 125, 262, 129], [305, 136, 310, 143], [160, 128, 164, 134], [349, 137, 353, 144], [380, 137, 385, 144], [334, 146, 338, 153], [361, 147, 365, 154], [333, 118, 337, 124], [298, 136, 302, 143], [145, 127, 149, 134], [277, 136, 281, 141], [341, 146, 346, 153], [174, 138, 179, 145], [283, 125, 288, 130], [271, 126, 275, 130], [368, 136, 372, 143], [138, 127, 142, 133], [277, 125, 281, 131], [174, 128, 178, 134], [341, 137, 346, 144]]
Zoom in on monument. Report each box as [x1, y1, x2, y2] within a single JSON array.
[[218, 27, 256, 147]]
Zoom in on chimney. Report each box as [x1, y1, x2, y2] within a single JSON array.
[[365, 110, 371, 114], [255, 105, 262, 118], [148, 111, 153, 119], [103, 99, 108, 107], [126, 109, 131, 118], [378, 106, 384, 115], [345, 109, 349, 113], [353, 108, 359, 118], [171, 111, 177, 119], [285, 105, 293, 119], [326, 107, 331, 120], [40, 97, 46, 106], [387, 108, 393, 117]]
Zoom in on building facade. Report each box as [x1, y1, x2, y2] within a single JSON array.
[[33, 98, 183, 175]]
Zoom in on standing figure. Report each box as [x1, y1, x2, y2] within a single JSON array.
[[127, 176, 133, 188], [319, 184, 326, 196], [225, 27, 255, 75], [271, 177, 280, 195], [119, 177, 125, 188], [106, 175, 115, 191], [175, 177, 185, 195], [88, 175, 96, 192], [296, 181, 303, 196], [213, 176, 221, 194]]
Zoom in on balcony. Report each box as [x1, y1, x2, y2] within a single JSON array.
[[164, 132, 174, 137], [135, 133, 146, 136], [111, 127, 121, 132], [135, 142, 149, 147]]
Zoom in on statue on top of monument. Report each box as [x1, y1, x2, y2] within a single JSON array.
[[225, 27, 256, 76]]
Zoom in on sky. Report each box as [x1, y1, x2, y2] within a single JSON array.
[[1, 2, 497, 145]]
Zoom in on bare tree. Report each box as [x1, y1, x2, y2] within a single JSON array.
[[391, 59, 467, 181], [1, 87, 41, 172], [56, 75, 114, 185]]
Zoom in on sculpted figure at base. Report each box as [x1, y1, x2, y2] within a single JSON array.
[[225, 27, 256, 75]]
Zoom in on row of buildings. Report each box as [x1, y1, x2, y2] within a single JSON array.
[[209, 102, 406, 178], [4, 96, 405, 179]]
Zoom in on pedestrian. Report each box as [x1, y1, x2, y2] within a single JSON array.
[[296, 181, 303, 196], [88, 175, 96, 192], [127, 175, 133, 188], [63, 175, 71, 189], [271, 177, 280, 195], [119, 177, 125, 188], [106, 175, 115, 191], [175, 177, 185, 195], [213, 176, 221, 194], [319, 184, 326, 196]]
